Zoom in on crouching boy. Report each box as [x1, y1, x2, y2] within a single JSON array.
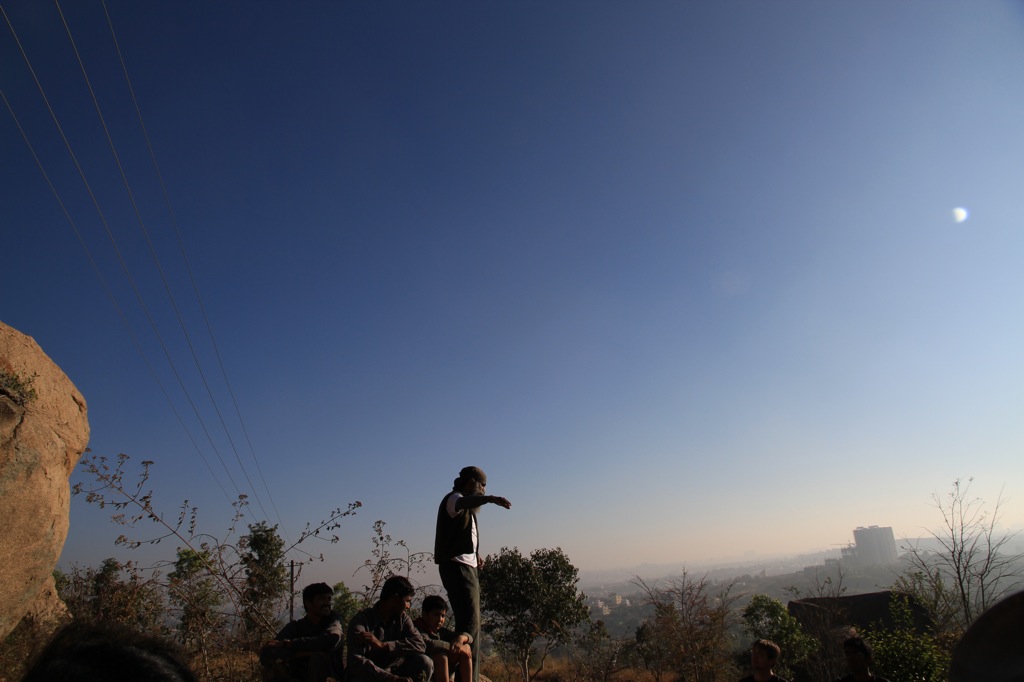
[[413, 595, 472, 682], [346, 576, 432, 682]]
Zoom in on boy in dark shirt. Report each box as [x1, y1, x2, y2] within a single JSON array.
[[413, 595, 472, 682], [260, 582, 343, 682], [738, 639, 788, 682], [835, 637, 891, 682], [346, 576, 431, 682]]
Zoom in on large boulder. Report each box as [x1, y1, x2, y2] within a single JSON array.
[[788, 590, 934, 633], [0, 320, 89, 639], [950, 590, 1024, 682]]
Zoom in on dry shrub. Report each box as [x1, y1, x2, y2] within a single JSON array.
[[201, 646, 261, 682], [0, 614, 70, 682]]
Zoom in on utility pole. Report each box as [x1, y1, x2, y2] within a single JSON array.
[[289, 560, 295, 622]]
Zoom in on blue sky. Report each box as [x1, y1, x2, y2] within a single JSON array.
[[3, 1, 1023, 587]]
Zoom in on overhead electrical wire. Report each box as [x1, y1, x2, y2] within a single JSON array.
[[0, 87, 235, 508], [1, 3, 285, 530], [51, 0, 279, 530], [99, 0, 287, 538]]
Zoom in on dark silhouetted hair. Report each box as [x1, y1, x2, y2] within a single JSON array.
[[422, 595, 448, 614], [379, 575, 416, 602], [843, 636, 873, 660], [752, 638, 781, 661], [22, 622, 198, 682], [302, 582, 333, 605], [453, 466, 486, 490]]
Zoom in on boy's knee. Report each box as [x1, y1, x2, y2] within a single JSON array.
[[412, 653, 434, 676], [261, 661, 291, 682]]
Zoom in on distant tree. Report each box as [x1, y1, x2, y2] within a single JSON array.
[[65, 452, 361, 678], [168, 548, 225, 675], [331, 580, 360, 626], [785, 564, 850, 682], [55, 558, 165, 633], [867, 594, 950, 682], [633, 615, 675, 682], [570, 619, 633, 682], [898, 478, 1023, 638], [634, 571, 739, 682], [479, 546, 589, 682], [239, 521, 287, 639], [740, 594, 817, 679]]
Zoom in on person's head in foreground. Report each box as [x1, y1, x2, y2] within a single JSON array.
[[23, 621, 198, 682]]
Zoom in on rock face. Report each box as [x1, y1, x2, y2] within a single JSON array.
[[0, 321, 89, 639], [950, 590, 1024, 682]]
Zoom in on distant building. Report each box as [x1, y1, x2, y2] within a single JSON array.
[[845, 526, 899, 566]]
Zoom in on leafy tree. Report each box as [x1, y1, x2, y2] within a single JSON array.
[[634, 572, 739, 682], [64, 452, 361, 678], [784, 564, 850, 682], [867, 594, 950, 682], [740, 594, 817, 679], [239, 521, 287, 638], [898, 478, 1023, 638], [55, 558, 165, 632], [168, 548, 225, 674], [890, 567, 958, 639], [633, 615, 675, 682], [570, 619, 633, 682], [332, 580, 360, 626], [479, 546, 589, 682]]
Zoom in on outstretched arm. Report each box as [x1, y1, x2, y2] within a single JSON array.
[[455, 495, 511, 510]]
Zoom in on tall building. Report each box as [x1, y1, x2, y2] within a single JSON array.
[[852, 525, 898, 565]]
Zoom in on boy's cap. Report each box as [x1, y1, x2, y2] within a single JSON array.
[[460, 466, 486, 485]]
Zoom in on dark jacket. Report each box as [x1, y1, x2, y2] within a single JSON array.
[[412, 616, 473, 656], [259, 613, 343, 666], [346, 607, 425, 681], [434, 490, 477, 563]]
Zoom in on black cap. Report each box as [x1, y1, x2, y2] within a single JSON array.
[[459, 466, 486, 486]]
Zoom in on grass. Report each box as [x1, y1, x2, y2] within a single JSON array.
[[0, 370, 37, 406]]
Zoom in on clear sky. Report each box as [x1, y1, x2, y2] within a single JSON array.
[[2, 1, 1023, 588]]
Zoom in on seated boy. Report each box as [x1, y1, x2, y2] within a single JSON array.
[[260, 582, 343, 682], [413, 595, 472, 682], [346, 576, 431, 682]]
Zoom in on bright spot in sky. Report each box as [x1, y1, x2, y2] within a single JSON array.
[[953, 207, 969, 223]]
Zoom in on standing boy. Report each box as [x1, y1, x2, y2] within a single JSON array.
[[434, 466, 511, 682]]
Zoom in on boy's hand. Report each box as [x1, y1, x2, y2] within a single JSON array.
[[359, 631, 385, 650]]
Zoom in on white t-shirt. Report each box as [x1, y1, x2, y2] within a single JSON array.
[[446, 492, 479, 567]]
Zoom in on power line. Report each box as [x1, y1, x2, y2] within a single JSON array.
[[3, 3, 249, 510], [1, 87, 235, 508], [99, 0, 287, 538], [53, 0, 277, 528]]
